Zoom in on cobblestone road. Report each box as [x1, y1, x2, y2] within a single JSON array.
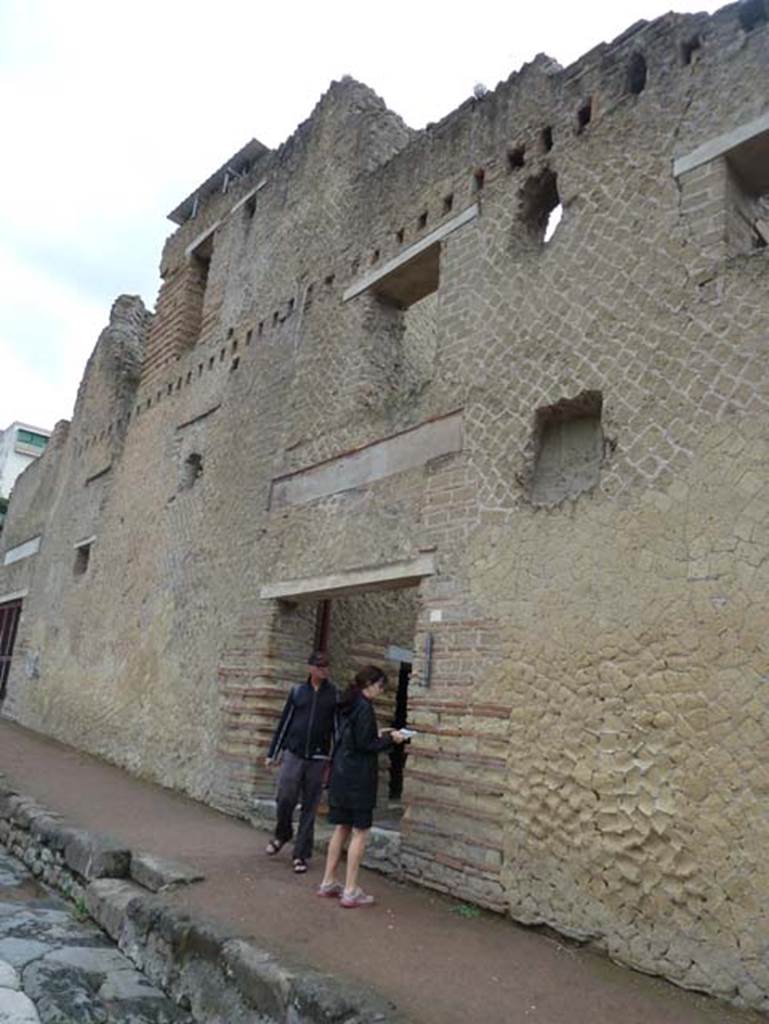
[[0, 849, 192, 1023]]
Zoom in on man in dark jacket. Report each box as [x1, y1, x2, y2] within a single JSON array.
[[264, 651, 338, 872]]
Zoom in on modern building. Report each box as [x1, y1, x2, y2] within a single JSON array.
[[0, 423, 51, 499], [1, 0, 769, 1010]]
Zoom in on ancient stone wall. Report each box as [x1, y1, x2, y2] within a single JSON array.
[[2, 0, 769, 1010]]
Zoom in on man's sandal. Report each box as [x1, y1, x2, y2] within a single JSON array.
[[265, 839, 284, 856], [292, 858, 308, 874]]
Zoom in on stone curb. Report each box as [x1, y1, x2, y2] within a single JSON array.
[[0, 773, 405, 1023]]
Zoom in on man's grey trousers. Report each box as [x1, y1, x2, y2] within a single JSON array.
[[274, 750, 326, 860]]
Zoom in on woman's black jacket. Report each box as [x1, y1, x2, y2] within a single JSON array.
[[329, 693, 392, 810]]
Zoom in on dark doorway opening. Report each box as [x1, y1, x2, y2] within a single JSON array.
[[0, 599, 22, 703], [388, 661, 412, 800]]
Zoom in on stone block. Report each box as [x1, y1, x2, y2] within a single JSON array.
[[0, 959, 21, 990], [291, 967, 403, 1023], [363, 826, 402, 876], [176, 919, 228, 967], [28, 815, 65, 847], [220, 939, 290, 1022], [0, 988, 39, 1023], [11, 801, 48, 830], [43, 945, 133, 976], [129, 852, 204, 892], [63, 830, 130, 880], [0, 795, 25, 820], [85, 878, 146, 942]]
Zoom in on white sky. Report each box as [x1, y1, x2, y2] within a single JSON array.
[[0, 0, 721, 430]]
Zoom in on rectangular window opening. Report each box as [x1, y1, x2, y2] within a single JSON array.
[[372, 242, 440, 309], [74, 542, 92, 577], [16, 429, 48, 449], [577, 99, 592, 133], [508, 146, 526, 171]]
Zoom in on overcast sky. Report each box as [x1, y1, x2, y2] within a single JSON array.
[[0, 0, 721, 430]]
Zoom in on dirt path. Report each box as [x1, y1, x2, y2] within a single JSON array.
[[0, 719, 762, 1024]]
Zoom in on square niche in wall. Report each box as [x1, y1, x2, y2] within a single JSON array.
[[529, 391, 603, 506]]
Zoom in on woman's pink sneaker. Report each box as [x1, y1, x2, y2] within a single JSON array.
[[340, 888, 375, 908], [316, 881, 344, 898]]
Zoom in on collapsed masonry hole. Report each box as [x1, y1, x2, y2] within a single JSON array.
[[738, 0, 767, 32], [577, 99, 592, 133], [443, 193, 454, 214], [541, 126, 554, 152], [417, 211, 428, 230], [474, 169, 486, 192], [681, 35, 701, 64], [519, 168, 561, 243], [529, 391, 604, 507], [627, 52, 647, 95], [181, 453, 203, 491], [396, 228, 405, 244]]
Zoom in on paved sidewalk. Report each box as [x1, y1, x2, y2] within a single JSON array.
[[0, 719, 762, 1024]]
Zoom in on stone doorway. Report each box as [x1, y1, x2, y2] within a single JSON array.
[[319, 587, 419, 831], [0, 597, 22, 705], [248, 555, 434, 831]]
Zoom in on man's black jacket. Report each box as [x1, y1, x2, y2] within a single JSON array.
[[267, 679, 338, 760]]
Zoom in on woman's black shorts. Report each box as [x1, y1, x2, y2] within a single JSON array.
[[328, 805, 373, 830]]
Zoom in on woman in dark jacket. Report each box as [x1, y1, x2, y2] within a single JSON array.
[[318, 665, 406, 908]]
